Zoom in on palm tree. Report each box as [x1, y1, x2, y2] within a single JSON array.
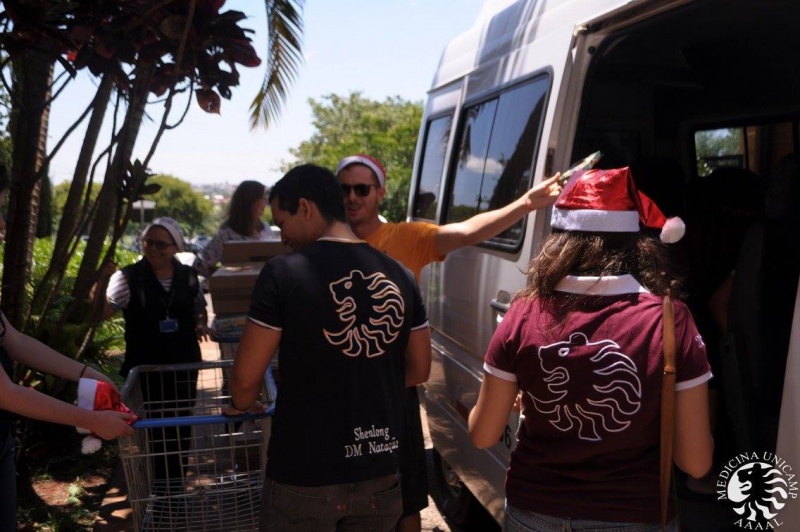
[[250, 0, 304, 129]]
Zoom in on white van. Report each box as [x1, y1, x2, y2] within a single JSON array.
[[410, 0, 800, 528]]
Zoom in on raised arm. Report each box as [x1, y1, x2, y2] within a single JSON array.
[[434, 173, 561, 256]]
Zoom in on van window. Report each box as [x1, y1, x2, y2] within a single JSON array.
[[695, 127, 745, 176], [445, 76, 549, 247], [413, 115, 453, 220]]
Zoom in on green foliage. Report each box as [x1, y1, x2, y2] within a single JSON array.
[[695, 127, 743, 176], [148, 174, 215, 237], [0, 237, 136, 362], [52, 181, 101, 232], [285, 92, 423, 222]]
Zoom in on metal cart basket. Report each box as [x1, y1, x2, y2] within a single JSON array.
[[119, 360, 275, 531]]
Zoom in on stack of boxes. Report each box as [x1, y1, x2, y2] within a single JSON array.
[[208, 241, 291, 316], [209, 240, 291, 363]]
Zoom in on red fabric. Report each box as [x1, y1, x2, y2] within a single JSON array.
[[91, 381, 137, 422], [557, 167, 671, 230]]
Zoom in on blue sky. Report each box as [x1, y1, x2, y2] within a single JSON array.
[[46, 0, 485, 187]]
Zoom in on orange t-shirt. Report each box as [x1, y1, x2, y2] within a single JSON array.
[[363, 222, 444, 280]]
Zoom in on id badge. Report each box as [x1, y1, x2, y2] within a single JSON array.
[[159, 318, 179, 334]]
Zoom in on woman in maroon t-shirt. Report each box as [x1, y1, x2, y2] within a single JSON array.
[[468, 167, 714, 531]]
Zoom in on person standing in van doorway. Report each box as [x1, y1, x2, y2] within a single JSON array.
[[336, 154, 562, 532], [228, 164, 431, 531], [468, 167, 714, 531]]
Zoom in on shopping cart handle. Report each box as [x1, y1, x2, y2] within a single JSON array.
[[131, 404, 275, 429]]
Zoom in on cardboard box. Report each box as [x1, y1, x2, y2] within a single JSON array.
[[221, 240, 291, 264], [209, 262, 264, 315]]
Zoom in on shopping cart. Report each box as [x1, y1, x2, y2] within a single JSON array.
[[211, 315, 246, 362], [119, 360, 276, 531]]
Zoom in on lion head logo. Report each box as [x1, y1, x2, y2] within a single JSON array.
[[527, 332, 642, 441], [323, 270, 405, 358], [728, 461, 790, 524]]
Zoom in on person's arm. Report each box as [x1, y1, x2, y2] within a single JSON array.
[[673, 383, 714, 478], [90, 261, 119, 321], [434, 173, 561, 256], [228, 321, 281, 412], [468, 372, 519, 448], [0, 369, 135, 439], [1, 314, 114, 387], [193, 230, 225, 278], [405, 327, 432, 387]]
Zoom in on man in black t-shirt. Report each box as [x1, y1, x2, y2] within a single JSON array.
[[229, 164, 431, 532]]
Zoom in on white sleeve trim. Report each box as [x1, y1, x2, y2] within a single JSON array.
[[247, 316, 282, 331], [483, 362, 517, 382], [675, 371, 713, 392], [411, 321, 430, 331]]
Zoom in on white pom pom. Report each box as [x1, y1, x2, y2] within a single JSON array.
[[81, 435, 103, 455], [660, 216, 685, 243]]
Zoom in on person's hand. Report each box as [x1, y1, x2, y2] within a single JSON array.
[[196, 324, 212, 342], [512, 392, 522, 413], [99, 260, 117, 279], [223, 400, 265, 416], [90, 410, 137, 440], [523, 173, 562, 211]]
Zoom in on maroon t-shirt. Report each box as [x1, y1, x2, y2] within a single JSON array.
[[484, 275, 711, 523]]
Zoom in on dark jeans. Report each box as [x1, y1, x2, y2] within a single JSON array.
[[259, 473, 402, 532], [0, 425, 17, 530], [141, 369, 198, 490], [504, 504, 678, 532]]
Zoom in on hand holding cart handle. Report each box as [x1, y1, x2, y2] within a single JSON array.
[[131, 403, 274, 429]]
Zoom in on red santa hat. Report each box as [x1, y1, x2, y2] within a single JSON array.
[[77, 378, 137, 454], [336, 154, 387, 187], [551, 167, 685, 243]]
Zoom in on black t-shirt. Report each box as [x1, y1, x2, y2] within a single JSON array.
[[248, 239, 428, 486]]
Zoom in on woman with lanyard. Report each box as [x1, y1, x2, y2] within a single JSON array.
[[0, 166, 135, 529], [99, 217, 209, 494]]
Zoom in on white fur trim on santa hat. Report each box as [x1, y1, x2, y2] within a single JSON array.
[[660, 216, 686, 243], [76, 378, 98, 435], [551, 207, 640, 233], [81, 435, 103, 454], [336, 155, 386, 187]]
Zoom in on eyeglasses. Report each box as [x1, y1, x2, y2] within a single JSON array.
[[341, 183, 379, 197], [141, 237, 175, 250]]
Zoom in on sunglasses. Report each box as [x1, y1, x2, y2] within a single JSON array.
[[141, 237, 175, 250], [341, 183, 379, 197]]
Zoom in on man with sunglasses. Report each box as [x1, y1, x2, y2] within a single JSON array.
[[336, 154, 562, 532]]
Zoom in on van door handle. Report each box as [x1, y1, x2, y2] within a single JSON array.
[[490, 299, 510, 314]]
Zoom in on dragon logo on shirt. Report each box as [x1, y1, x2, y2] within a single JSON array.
[[323, 270, 404, 358], [527, 332, 642, 441]]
